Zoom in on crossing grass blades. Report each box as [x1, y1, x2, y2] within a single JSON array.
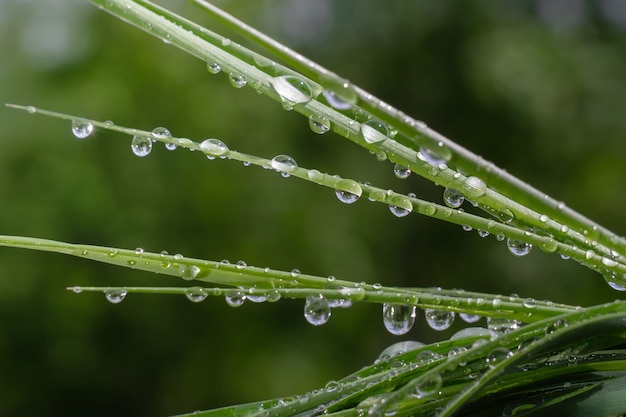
[[5, 1, 626, 416]]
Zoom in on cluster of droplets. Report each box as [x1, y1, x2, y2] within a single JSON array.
[[381, 303, 458, 335]]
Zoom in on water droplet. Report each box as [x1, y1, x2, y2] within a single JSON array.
[[228, 73, 247, 88], [200, 138, 229, 157], [382, 303, 416, 335], [105, 289, 127, 304], [424, 309, 455, 331], [487, 317, 520, 334], [460, 313, 481, 323], [185, 287, 208, 302], [360, 120, 388, 144], [388, 195, 412, 217], [539, 214, 550, 223], [413, 373, 442, 398], [246, 289, 267, 303], [378, 341, 425, 360], [26, 106, 36, 114], [225, 291, 246, 307], [498, 209, 514, 224], [270, 154, 298, 175], [304, 295, 331, 326], [236, 260, 247, 270], [607, 280, 626, 291], [321, 78, 357, 110], [325, 380, 341, 393], [71, 119, 94, 139], [523, 298, 537, 308], [443, 188, 464, 208], [477, 230, 489, 238], [271, 75, 313, 108], [179, 264, 200, 280], [539, 238, 558, 253], [506, 239, 532, 256], [461, 176, 486, 199], [602, 255, 619, 267], [151, 126, 171, 139], [207, 61, 221, 74], [165, 142, 177, 151], [309, 114, 331, 134], [131, 135, 152, 157], [290, 269, 301, 277], [486, 347, 513, 368], [71, 286, 83, 294], [462, 224, 473, 232], [451, 327, 491, 340], [307, 169, 323, 181], [134, 247, 144, 255], [545, 319, 568, 335], [585, 249, 596, 260], [393, 164, 411, 179], [335, 180, 362, 204], [417, 147, 448, 166]]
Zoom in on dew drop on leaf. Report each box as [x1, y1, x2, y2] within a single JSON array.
[[185, 287, 208, 303], [207, 61, 221, 74], [309, 114, 331, 134], [413, 372, 442, 398], [304, 295, 331, 326], [270, 154, 298, 175], [393, 164, 411, 179], [104, 289, 127, 304], [382, 303, 416, 335], [360, 120, 388, 144], [228, 73, 247, 88], [506, 238, 532, 256], [225, 291, 246, 307], [486, 347, 513, 368], [424, 309, 455, 331], [459, 313, 481, 323], [71, 119, 94, 139], [200, 138, 229, 157], [131, 135, 152, 157], [461, 176, 486, 199], [271, 75, 313, 108], [443, 188, 464, 208]]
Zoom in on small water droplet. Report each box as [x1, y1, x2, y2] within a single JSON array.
[[486, 347, 513, 368], [179, 264, 200, 280], [523, 298, 537, 308], [545, 319, 568, 335], [418, 147, 448, 166], [506, 239, 532, 256], [382, 303, 416, 335], [360, 120, 388, 144], [307, 169, 323, 181], [200, 138, 229, 157], [291, 269, 300, 277], [487, 317, 520, 334], [26, 106, 36, 114], [71, 119, 94, 139], [424, 309, 455, 331], [393, 164, 411, 179], [601, 255, 619, 267], [105, 289, 127, 304], [207, 61, 221, 74], [413, 373, 442, 398], [185, 287, 208, 302], [477, 230, 489, 238], [462, 224, 473, 232], [335, 180, 362, 204], [388, 195, 412, 217], [271, 75, 313, 108], [151, 126, 171, 139], [461, 176, 486, 199], [585, 249, 595, 260], [539, 214, 550, 223], [460, 313, 481, 323], [131, 135, 153, 157], [225, 290, 246, 307], [443, 188, 464, 208], [165, 142, 177, 151], [321, 79, 357, 110], [309, 114, 331, 134], [270, 154, 298, 175], [498, 209, 514, 224], [236, 260, 247, 270], [134, 247, 144, 255], [71, 286, 83, 294], [228, 73, 247, 88], [304, 295, 331, 326]]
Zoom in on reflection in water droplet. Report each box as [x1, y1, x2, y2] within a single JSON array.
[[443, 188, 464, 208], [486, 347, 513, 368], [207, 61, 221, 74], [131, 135, 152, 157], [393, 164, 411, 179], [270, 155, 298, 175], [185, 287, 208, 302], [309, 114, 331, 134], [71, 119, 94, 139], [225, 291, 246, 307], [304, 295, 331, 326], [360, 120, 388, 144], [228, 73, 247, 88], [506, 239, 532, 256], [382, 303, 416, 335], [151, 126, 171, 139], [424, 309, 455, 331], [105, 289, 127, 304], [460, 313, 481, 323], [200, 138, 229, 157]]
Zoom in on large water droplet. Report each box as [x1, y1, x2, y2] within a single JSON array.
[[207, 61, 221, 74], [461, 176, 487, 199], [487, 317, 520, 334], [443, 188, 464, 208], [131, 135, 153, 157], [393, 164, 411, 179], [360, 120, 388, 144], [71, 119, 94, 139], [309, 114, 331, 134], [179, 264, 201, 280], [229, 73, 247, 88], [304, 295, 331, 326], [459, 313, 481, 323], [105, 289, 127, 304], [335, 180, 362, 204], [382, 303, 416, 335], [388, 195, 412, 217], [200, 138, 229, 157], [424, 309, 455, 331], [506, 239, 532, 256], [270, 154, 298, 176], [321, 78, 357, 110], [498, 209, 514, 224], [185, 287, 208, 303], [417, 147, 448, 166], [413, 373, 442, 398], [225, 290, 246, 307], [486, 347, 513, 368], [271, 75, 313, 109]]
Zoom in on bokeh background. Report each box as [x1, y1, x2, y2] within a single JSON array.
[[1, 0, 625, 415]]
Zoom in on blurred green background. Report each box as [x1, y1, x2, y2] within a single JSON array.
[[1, 0, 625, 415]]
